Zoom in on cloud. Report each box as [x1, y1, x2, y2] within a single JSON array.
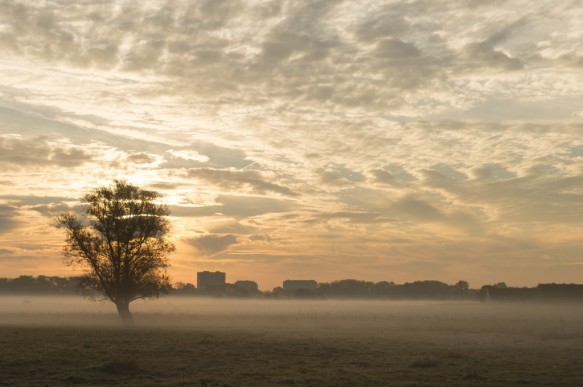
[[374, 38, 421, 60], [470, 164, 516, 180], [29, 203, 85, 218], [317, 164, 366, 187], [337, 187, 395, 212], [1, 1, 583, 287], [318, 169, 351, 187], [0, 195, 84, 219], [309, 211, 394, 224], [459, 18, 526, 72], [0, 104, 179, 153], [462, 40, 523, 71], [187, 168, 298, 197], [354, 8, 411, 43], [257, 1, 343, 65], [170, 195, 294, 218], [1, 0, 580, 117], [390, 195, 445, 222], [0, 1, 427, 111], [423, 164, 583, 225], [185, 234, 238, 256], [209, 221, 258, 235], [370, 169, 399, 186], [127, 152, 157, 164], [0, 204, 18, 232], [249, 234, 272, 242], [163, 142, 248, 169], [167, 149, 209, 163], [0, 136, 92, 168], [559, 52, 583, 68], [0, 195, 71, 205], [447, 211, 485, 235]]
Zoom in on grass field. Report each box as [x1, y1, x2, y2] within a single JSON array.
[[1, 297, 583, 386]]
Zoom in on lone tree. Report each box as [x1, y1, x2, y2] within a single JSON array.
[[57, 180, 175, 323]]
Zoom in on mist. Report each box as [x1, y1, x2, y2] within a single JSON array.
[[3, 296, 583, 385], [2, 295, 582, 338]]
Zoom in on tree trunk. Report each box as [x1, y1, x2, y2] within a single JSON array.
[[116, 301, 133, 324]]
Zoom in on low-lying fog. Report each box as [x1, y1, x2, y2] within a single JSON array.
[[2, 296, 583, 340]]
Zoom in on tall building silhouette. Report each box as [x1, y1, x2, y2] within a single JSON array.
[[197, 271, 226, 292]]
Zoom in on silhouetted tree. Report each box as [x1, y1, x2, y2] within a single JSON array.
[[11, 275, 35, 292], [401, 281, 451, 299], [57, 180, 175, 323], [173, 282, 197, 296], [373, 281, 396, 298], [455, 280, 469, 292], [270, 286, 284, 298], [327, 279, 374, 298]]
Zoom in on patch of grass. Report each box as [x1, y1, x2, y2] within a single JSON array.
[[63, 375, 88, 384], [3, 301, 583, 386], [410, 356, 439, 368], [463, 369, 486, 381], [97, 358, 141, 375], [445, 351, 466, 359], [539, 329, 578, 341]]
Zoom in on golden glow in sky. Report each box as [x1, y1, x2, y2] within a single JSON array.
[[1, 1, 583, 289]]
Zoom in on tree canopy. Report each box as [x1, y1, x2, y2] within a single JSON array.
[[57, 180, 175, 322]]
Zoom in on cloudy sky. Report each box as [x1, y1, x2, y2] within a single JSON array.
[[1, 0, 582, 290]]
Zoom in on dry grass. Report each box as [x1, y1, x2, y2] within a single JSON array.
[[1, 297, 583, 386], [410, 356, 440, 368], [97, 359, 141, 375]]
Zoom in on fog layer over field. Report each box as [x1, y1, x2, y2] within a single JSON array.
[[3, 296, 583, 385], [2, 296, 583, 340]]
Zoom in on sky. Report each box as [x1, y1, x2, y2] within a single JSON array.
[[1, 0, 582, 290]]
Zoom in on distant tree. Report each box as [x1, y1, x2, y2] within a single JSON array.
[[57, 180, 175, 323], [455, 280, 469, 292], [172, 282, 197, 296], [316, 282, 331, 297], [328, 279, 374, 298], [11, 275, 36, 292], [401, 281, 451, 299], [270, 286, 284, 298], [452, 280, 471, 299], [373, 281, 395, 298]]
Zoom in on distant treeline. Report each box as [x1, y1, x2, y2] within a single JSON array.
[[275, 279, 474, 300], [0, 276, 473, 299], [2, 276, 583, 302], [0, 276, 80, 295], [480, 283, 583, 302]]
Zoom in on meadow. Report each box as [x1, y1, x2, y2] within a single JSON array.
[[1, 297, 583, 386]]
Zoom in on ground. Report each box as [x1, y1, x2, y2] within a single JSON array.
[[1, 298, 582, 386]]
